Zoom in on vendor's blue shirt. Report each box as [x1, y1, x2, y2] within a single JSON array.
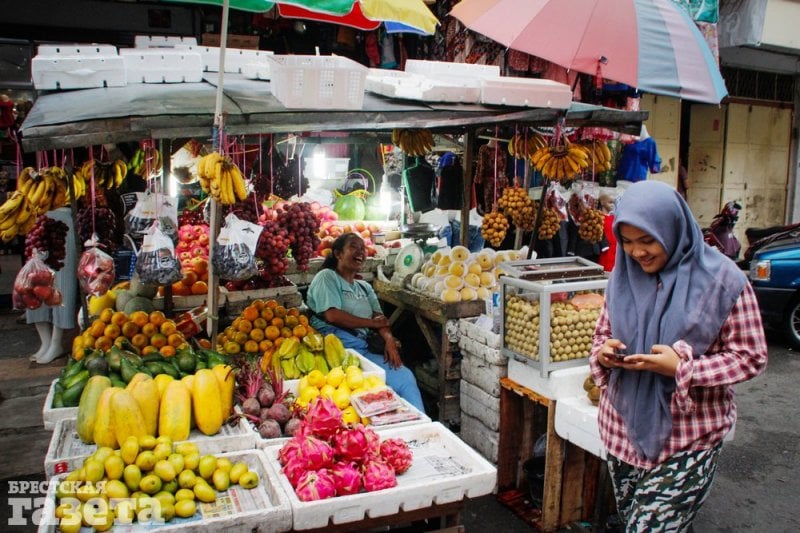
[[307, 268, 382, 337]]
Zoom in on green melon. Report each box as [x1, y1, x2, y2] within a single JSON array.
[[333, 194, 366, 221], [123, 296, 155, 315]]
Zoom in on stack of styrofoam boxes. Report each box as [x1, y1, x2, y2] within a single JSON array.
[[31, 44, 127, 90], [457, 316, 507, 464]]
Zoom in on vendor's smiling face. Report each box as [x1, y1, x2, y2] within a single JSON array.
[[336, 234, 367, 272], [618, 223, 667, 274]]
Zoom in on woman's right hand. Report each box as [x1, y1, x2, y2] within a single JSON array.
[[597, 339, 628, 369]]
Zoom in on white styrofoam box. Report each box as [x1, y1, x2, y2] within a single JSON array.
[[267, 55, 368, 110], [459, 316, 501, 350], [459, 411, 499, 465], [120, 48, 203, 83], [405, 59, 500, 86], [508, 358, 590, 401], [365, 68, 481, 104], [480, 76, 573, 108], [459, 335, 507, 368], [38, 449, 292, 533], [32, 44, 126, 90], [42, 379, 77, 431], [460, 352, 507, 399], [175, 45, 274, 74], [554, 395, 606, 459], [45, 416, 257, 479], [460, 380, 500, 431], [134, 35, 198, 48], [283, 350, 386, 397], [262, 421, 496, 530]]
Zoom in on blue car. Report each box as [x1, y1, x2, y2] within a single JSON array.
[[749, 236, 800, 348]]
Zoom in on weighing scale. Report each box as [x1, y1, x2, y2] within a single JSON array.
[[390, 223, 441, 286]]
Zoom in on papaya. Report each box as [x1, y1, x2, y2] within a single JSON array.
[[129, 377, 159, 436], [158, 381, 191, 441], [211, 365, 234, 420], [191, 369, 223, 436], [153, 374, 175, 399], [93, 387, 120, 449], [126, 373, 151, 392], [76, 376, 111, 444], [110, 390, 148, 447]]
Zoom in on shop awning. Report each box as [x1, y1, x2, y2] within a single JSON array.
[[20, 74, 648, 151]]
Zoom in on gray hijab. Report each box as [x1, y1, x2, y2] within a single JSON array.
[[607, 181, 746, 461]]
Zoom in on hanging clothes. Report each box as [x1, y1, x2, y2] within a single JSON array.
[[437, 153, 463, 210], [615, 137, 661, 183], [403, 158, 436, 213], [475, 143, 508, 213]]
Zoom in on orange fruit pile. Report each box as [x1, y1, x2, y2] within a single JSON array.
[[217, 299, 311, 357], [72, 309, 188, 360], [158, 260, 210, 297]]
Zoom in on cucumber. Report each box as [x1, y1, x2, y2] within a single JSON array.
[[62, 376, 88, 407], [52, 391, 64, 408], [142, 354, 166, 364], [63, 369, 90, 390]]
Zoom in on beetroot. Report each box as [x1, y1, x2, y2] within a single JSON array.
[[283, 417, 302, 437], [267, 402, 292, 425], [258, 384, 276, 407], [329, 462, 362, 496], [258, 419, 282, 439], [379, 438, 413, 474], [295, 469, 336, 501], [333, 425, 370, 463], [361, 459, 397, 492], [242, 397, 262, 417]]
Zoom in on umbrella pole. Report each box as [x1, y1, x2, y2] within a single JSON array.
[[206, 0, 231, 343]]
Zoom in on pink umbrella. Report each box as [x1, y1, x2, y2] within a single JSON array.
[[450, 0, 727, 104]]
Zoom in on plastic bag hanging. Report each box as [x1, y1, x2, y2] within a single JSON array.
[[124, 191, 179, 244], [77, 234, 116, 296], [13, 249, 63, 310], [212, 213, 262, 281], [134, 222, 183, 286]]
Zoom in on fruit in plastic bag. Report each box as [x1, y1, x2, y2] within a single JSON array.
[[12, 249, 63, 310]]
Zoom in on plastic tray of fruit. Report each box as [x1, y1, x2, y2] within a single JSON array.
[[43, 379, 77, 431], [260, 421, 497, 530], [37, 449, 292, 533], [44, 417, 257, 480]]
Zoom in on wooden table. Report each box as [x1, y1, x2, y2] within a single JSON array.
[[373, 279, 485, 426], [496, 377, 614, 532]]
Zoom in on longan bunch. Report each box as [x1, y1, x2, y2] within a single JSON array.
[[481, 211, 510, 247], [538, 207, 561, 240], [499, 186, 536, 231], [578, 208, 605, 243]]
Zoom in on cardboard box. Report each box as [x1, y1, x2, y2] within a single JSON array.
[[201, 33, 260, 50]]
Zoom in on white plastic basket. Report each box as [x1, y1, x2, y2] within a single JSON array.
[[405, 59, 500, 85], [42, 379, 77, 431], [267, 55, 367, 110], [31, 44, 126, 90], [134, 35, 198, 48], [45, 416, 257, 479], [38, 449, 292, 533], [120, 48, 203, 83]]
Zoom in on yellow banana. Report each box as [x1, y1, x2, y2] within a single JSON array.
[[1, 226, 17, 242], [0, 191, 25, 218], [14, 199, 33, 225], [232, 165, 248, 201], [219, 165, 232, 204], [0, 209, 18, 230], [27, 178, 47, 208]]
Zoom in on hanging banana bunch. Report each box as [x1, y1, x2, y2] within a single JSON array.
[[507, 131, 547, 159], [128, 146, 163, 179], [0, 166, 76, 242], [196, 151, 249, 206], [530, 141, 591, 183], [576, 139, 613, 173], [391, 128, 435, 157], [75, 159, 127, 190]]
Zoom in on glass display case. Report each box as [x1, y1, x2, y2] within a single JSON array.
[[499, 257, 607, 376]]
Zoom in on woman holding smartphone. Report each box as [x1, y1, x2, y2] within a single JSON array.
[[590, 181, 767, 532]]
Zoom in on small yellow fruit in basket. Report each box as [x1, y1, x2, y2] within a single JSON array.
[[460, 287, 478, 301], [341, 406, 361, 425], [326, 367, 345, 388], [441, 288, 461, 303]]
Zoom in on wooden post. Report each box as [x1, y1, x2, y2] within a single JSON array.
[[460, 129, 475, 249]]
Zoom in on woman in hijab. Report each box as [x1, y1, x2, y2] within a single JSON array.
[[590, 181, 767, 532]]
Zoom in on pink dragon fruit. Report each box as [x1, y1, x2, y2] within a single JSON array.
[[333, 424, 370, 463], [278, 434, 303, 466], [363, 426, 382, 457], [329, 461, 362, 496], [379, 438, 413, 474], [297, 434, 334, 470], [282, 456, 309, 488], [295, 469, 337, 501], [304, 397, 342, 439], [361, 459, 397, 492]]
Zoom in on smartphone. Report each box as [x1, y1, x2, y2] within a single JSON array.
[[613, 349, 627, 361]]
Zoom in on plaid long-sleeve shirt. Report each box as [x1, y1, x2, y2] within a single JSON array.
[[589, 282, 768, 468]]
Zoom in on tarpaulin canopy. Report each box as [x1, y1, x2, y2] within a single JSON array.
[[20, 74, 647, 151]]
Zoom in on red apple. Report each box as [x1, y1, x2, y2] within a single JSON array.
[[179, 251, 193, 262], [191, 246, 206, 257], [197, 233, 209, 245], [354, 222, 366, 233]]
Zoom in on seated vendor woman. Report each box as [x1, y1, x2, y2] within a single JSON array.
[[307, 232, 425, 412]]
